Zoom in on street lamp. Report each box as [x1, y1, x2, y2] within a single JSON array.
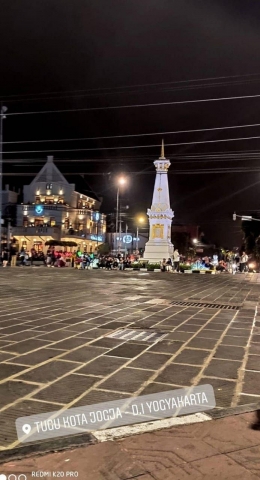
[[116, 176, 126, 253], [136, 217, 145, 253], [0, 105, 7, 257], [193, 238, 198, 244]]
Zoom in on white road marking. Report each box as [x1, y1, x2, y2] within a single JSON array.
[[92, 412, 211, 442]]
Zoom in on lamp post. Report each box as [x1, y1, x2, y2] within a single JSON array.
[[116, 177, 126, 253], [136, 217, 145, 254], [0, 105, 7, 257]]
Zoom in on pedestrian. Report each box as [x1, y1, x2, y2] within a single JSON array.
[[173, 249, 180, 272], [240, 251, 248, 273], [2, 249, 9, 267], [10, 244, 17, 267], [160, 258, 167, 272], [19, 247, 26, 266], [166, 257, 172, 272]]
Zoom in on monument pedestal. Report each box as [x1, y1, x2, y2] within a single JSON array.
[[143, 140, 174, 263]]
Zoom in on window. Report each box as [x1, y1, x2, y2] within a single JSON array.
[[23, 217, 28, 227], [50, 217, 56, 226]]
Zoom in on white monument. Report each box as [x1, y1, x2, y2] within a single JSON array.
[[143, 140, 174, 262]]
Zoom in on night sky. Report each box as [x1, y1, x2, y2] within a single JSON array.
[[1, 0, 260, 248]]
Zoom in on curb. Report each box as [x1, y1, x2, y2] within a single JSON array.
[[1, 402, 260, 464]]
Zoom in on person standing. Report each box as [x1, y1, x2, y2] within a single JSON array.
[[173, 249, 180, 272], [240, 251, 248, 273], [2, 249, 9, 267], [10, 244, 17, 267]]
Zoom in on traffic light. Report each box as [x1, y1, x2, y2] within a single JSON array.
[[233, 213, 236, 221]]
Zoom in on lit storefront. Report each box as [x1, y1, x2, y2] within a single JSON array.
[[12, 156, 106, 253]]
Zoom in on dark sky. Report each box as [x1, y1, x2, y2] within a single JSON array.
[[1, 0, 260, 247]]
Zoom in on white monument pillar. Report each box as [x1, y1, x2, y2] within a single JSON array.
[[143, 140, 174, 262]]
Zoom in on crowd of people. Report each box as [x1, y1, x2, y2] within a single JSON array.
[[159, 250, 251, 274], [0, 245, 252, 274]]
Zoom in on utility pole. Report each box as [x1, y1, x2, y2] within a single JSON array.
[[0, 105, 7, 257]]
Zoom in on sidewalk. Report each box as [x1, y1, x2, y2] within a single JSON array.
[[2, 411, 260, 479]]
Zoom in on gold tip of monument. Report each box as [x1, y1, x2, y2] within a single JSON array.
[[159, 139, 165, 159]]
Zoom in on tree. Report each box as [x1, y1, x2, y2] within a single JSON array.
[[97, 243, 110, 254], [241, 215, 260, 254]]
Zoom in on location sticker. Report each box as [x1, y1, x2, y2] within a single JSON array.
[[22, 424, 31, 435]]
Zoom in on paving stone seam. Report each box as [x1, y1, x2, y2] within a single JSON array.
[[187, 309, 241, 394], [232, 306, 257, 407]]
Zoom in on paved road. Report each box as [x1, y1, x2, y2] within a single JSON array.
[[0, 268, 260, 450]]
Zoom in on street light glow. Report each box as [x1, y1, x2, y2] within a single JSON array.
[[193, 238, 198, 244], [138, 217, 145, 223], [118, 177, 126, 185]]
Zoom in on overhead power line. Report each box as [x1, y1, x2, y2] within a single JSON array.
[[4, 122, 260, 145], [5, 93, 260, 116], [4, 135, 260, 154], [2, 72, 260, 101]]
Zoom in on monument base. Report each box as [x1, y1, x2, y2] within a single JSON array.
[[143, 241, 174, 263]]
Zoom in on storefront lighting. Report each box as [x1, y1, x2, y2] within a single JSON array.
[[36, 190, 40, 195], [59, 189, 63, 195]]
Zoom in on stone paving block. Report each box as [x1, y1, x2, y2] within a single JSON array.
[[6, 348, 64, 366], [251, 334, 260, 344], [0, 325, 32, 335], [104, 343, 148, 358], [37, 330, 80, 341], [226, 327, 251, 337], [3, 330, 43, 341], [221, 335, 248, 346], [196, 329, 223, 339], [17, 359, 80, 383], [200, 323, 227, 331], [156, 363, 201, 386], [238, 394, 260, 405], [62, 323, 98, 332], [172, 348, 210, 366], [245, 355, 260, 371], [140, 382, 186, 395], [186, 337, 217, 350], [98, 367, 153, 393], [243, 371, 260, 395], [89, 337, 125, 348], [174, 324, 201, 333], [0, 363, 27, 381], [129, 352, 170, 370], [71, 389, 129, 408], [148, 340, 183, 355], [77, 328, 112, 339], [75, 355, 128, 377], [165, 332, 194, 341], [1, 339, 51, 354], [197, 377, 236, 407], [0, 399, 62, 447], [204, 358, 241, 379], [33, 374, 99, 403], [0, 381, 38, 408], [214, 345, 245, 361], [249, 344, 260, 355], [0, 352, 17, 362], [60, 345, 107, 363], [49, 336, 93, 351]]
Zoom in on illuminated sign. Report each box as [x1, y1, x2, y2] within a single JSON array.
[[90, 235, 103, 242], [123, 235, 132, 244], [34, 205, 44, 215]]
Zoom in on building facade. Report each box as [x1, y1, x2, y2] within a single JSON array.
[[13, 156, 106, 253]]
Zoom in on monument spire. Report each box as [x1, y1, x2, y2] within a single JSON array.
[[159, 139, 165, 159], [143, 142, 174, 262]]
